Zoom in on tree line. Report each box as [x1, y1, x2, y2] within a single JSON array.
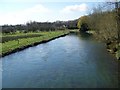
[[2, 20, 78, 34], [77, 1, 120, 59], [77, 2, 120, 42]]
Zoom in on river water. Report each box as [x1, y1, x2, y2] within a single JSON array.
[[2, 33, 118, 88]]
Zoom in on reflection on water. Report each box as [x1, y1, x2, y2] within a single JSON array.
[[79, 32, 92, 39], [70, 32, 93, 40], [2, 34, 118, 88]]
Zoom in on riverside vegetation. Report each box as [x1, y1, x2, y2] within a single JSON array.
[[77, 2, 120, 60], [0, 30, 69, 57]]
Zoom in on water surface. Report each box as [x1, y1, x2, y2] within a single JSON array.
[[2, 33, 118, 88]]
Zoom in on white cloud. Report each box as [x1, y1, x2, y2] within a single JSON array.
[[0, 3, 88, 25], [23, 4, 50, 13], [60, 3, 88, 13], [0, 4, 51, 25]]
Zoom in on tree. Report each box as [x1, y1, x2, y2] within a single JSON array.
[[77, 16, 89, 32]]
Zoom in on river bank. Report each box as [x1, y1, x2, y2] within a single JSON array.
[[77, 30, 120, 60], [93, 32, 120, 60], [1, 31, 69, 57], [106, 40, 120, 60]]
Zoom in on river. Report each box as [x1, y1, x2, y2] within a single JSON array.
[[2, 33, 118, 88]]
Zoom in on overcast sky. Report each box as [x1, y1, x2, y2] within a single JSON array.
[[0, 0, 118, 25]]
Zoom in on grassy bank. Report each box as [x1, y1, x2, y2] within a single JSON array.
[[69, 29, 80, 33], [1, 30, 69, 57]]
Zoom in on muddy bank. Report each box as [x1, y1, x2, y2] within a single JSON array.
[[1, 33, 69, 58]]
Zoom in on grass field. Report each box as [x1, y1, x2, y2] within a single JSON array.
[[1, 30, 69, 57], [1, 33, 43, 43]]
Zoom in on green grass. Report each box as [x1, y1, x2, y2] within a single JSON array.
[[1, 30, 69, 56], [1, 33, 43, 43]]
